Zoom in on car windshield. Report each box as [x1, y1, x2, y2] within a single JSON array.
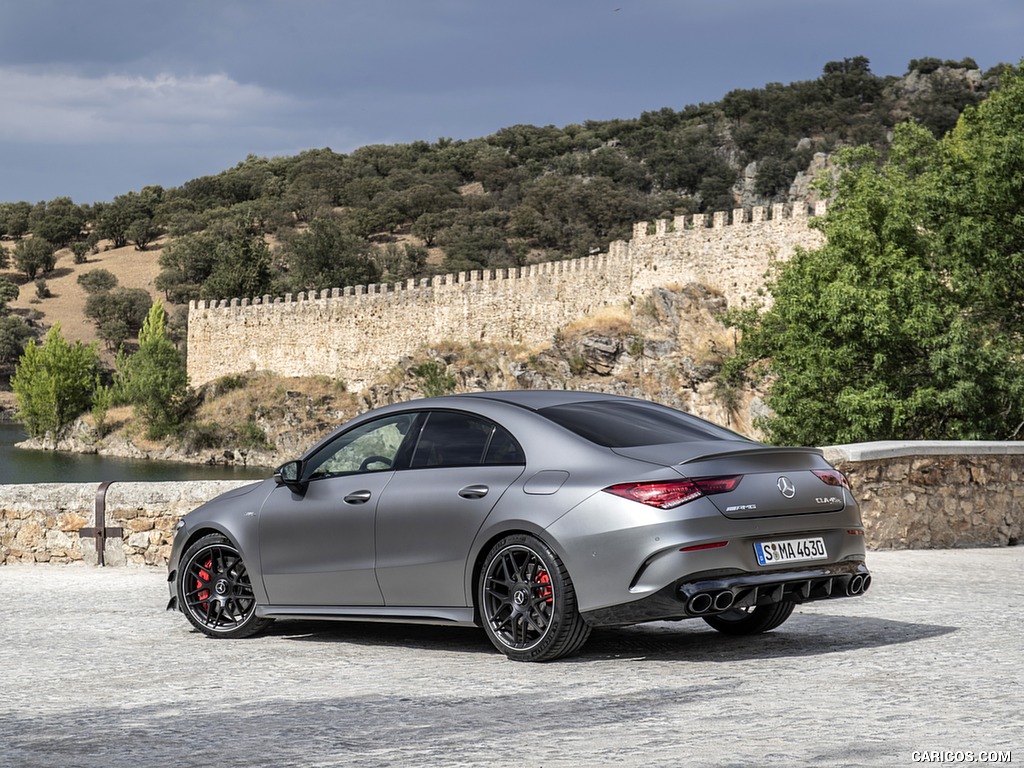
[[538, 400, 744, 448]]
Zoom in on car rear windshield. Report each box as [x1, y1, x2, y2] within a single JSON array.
[[538, 400, 743, 448]]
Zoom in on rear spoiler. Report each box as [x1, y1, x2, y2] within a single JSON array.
[[676, 445, 825, 466]]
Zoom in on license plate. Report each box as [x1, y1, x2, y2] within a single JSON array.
[[754, 537, 827, 566]]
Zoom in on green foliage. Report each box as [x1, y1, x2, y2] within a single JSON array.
[[180, 421, 223, 452], [13, 237, 55, 280], [91, 384, 115, 437], [411, 361, 456, 397], [281, 216, 380, 293], [127, 217, 162, 251], [157, 221, 274, 303], [96, 189, 162, 248], [69, 241, 90, 264], [1, 54, 1008, 312], [12, 323, 101, 438], [201, 228, 274, 301], [156, 232, 219, 302], [237, 420, 272, 450], [0, 202, 32, 239], [735, 65, 1024, 444], [373, 243, 428, 282], [84, 287, 152, 350], [0, 316, 32, 364], [0, 277, 18, 312], [34, 278, 50, 299], [30, 197, 85, 247], [117, 301, 190, 438], [77, 269, 119, 294]]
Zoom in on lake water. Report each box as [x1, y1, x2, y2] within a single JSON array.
[[0, 422, 269, 484]]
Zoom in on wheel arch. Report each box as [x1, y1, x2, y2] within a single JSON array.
[[467, 525, 570, 626], [176, 525, 240, 564]]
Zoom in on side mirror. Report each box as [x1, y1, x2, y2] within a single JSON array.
[[274, 460, 306, 493]]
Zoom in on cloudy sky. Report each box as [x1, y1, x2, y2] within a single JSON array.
[[0, 0, 1020, 204]]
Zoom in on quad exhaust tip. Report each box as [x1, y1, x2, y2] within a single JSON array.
[[687, 590, 734, 615], [846, 574, 871, 595]]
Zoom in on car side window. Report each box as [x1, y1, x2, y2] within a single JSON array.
[[411, 411, 524, 468], [306, 413, 418, 480]]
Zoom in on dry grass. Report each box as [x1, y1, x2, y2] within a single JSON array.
[[559, 305, 632, 338], [1, 238, 165, 352]]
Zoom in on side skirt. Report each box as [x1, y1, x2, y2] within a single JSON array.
[[257, 604, 478, 627]]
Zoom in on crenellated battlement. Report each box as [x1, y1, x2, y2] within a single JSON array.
[[187, 203, 826, 389], [190, 249, 633, 313]]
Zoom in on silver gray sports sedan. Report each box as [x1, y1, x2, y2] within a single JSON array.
[[167, 390, 871, 661]]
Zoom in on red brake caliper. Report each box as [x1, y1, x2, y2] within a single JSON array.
[[196, 558, 212, 611], [535, 570, 553, 604]]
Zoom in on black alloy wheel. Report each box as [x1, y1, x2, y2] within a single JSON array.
[[177, 533, 272, 638], [479, 533, 590, 662]]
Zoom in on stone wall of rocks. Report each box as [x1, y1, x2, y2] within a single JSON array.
[[187, 204, 826, 390], [2, 443, 1021, 567], [0, 480, 252, 566], [824, 442, 1024, 550]]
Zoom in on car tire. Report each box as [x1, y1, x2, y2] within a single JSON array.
[[177, 533, 273, 639], [479, 533, 591, 662], [702, 601, 796, 635]]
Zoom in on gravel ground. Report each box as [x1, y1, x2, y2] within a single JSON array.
[[0, 548, 1020, 768]]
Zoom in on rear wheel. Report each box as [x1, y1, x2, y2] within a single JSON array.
[[177, 533, 273, 638], [702, 601, 795, 635], [479, 534, 591, 662]]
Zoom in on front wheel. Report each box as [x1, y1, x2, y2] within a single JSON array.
[[176, 533, 273, 638], [478, 534, 591, 662], [702, 601, 795, 635]]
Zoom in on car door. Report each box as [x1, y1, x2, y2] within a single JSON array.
[[258, 412, 419, 607], [374, 410, 526, 607]]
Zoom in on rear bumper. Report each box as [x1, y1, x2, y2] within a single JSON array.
[[581, 558, 870, 628]]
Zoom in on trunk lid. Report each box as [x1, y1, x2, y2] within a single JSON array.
[[611, 442, 846, 518]]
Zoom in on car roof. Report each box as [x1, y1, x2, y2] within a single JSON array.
[[447, 390, 626, 410]]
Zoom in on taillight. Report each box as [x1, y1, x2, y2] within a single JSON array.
[[603, 476, 742, 510], [812, 469, 850, 489]]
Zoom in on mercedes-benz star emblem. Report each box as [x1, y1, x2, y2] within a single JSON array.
[[777, 476, 796, 498]]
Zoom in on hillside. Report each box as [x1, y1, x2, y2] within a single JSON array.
[[15, 282, 760, 468], [0, 55, 1013, 449]]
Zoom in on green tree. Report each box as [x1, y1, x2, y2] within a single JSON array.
[[734, 67, 1024, 444], [0, 316, 32, 364], [84, 287, 152, 350], [0, 277, 18, 312], [13, 237, 56, 279], [12, 323, 101, 437], [77, 269, 119, 294], [117, 301, 189, 437], [156, 232, 219, 303], [97, 190, 161, 248], [281, 216, 380, 292], [201, 229, 274, 301], [31, 197, 86, 247], [69, 240, 90, 264], [0, 201, 32, 239], [127, 217, 162, 251]]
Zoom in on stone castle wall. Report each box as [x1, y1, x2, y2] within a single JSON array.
[[1, 443, 1020, 567], [187, 203, 827, 389]]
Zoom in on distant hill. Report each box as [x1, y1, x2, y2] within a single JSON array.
[[0, 55, 1014, 395]]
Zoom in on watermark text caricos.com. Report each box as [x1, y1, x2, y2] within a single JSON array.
[[912, 752, 1012, 764]]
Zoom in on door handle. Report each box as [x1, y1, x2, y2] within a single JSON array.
[[458, 484, 489, 499], [344, 490, 372, 504]]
